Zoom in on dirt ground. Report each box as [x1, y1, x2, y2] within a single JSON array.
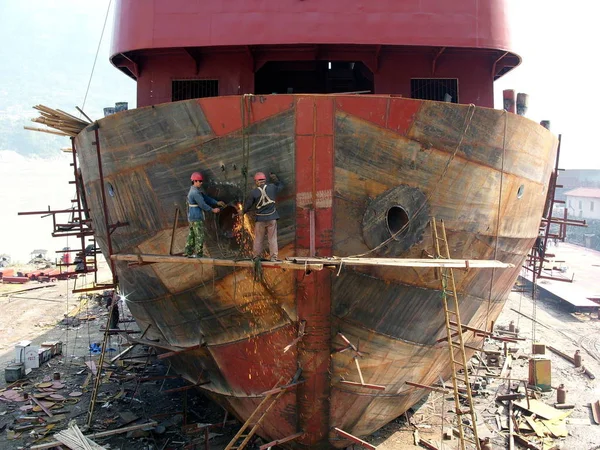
[[0, 261, 238, 449], [365, 283, 600, 450], [1, 260, 600, 449]]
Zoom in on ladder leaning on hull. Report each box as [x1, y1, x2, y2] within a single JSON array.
[[431, 218, 481, 450], [224, 380, 304, 450]]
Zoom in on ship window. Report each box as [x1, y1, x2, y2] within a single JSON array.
[[172, 80, 219, 101], [517, 184, 524, 199], [387, 206, 409, 239], [411, 79, 458, 103]]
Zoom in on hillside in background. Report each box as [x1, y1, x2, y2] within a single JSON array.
[[0, 0, 135, 157], [0, 1, 135, 262]]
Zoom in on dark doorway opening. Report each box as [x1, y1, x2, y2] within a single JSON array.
[[255, 61, 373, 95]]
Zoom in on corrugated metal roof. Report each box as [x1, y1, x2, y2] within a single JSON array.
[[563, 187, 600, 198]]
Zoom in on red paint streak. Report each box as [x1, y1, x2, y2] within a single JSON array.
[[200, 95, 295, 137], [336, 96, 389, 129], [387, 98, 423, 135], [199, 97, 242, 137], [244, 95, 295, 125], [294, 97, 334, 448], [210, 326, 297, 395]]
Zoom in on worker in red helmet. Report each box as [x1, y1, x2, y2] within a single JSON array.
[[184, 172, 226, 258], [240, 171, 284, 261]]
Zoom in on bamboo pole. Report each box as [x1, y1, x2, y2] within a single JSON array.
[[111, 253, 324, 271], [292, 256, 513, 269], [23, 126, 71, 137], [30, 421, 158, 450]]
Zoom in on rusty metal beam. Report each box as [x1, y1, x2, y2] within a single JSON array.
[[339, 380, 386, 391], [259, 431, 304, 449], [405, 381, 450, 394], [157, 344, 202, 360], [260, 379, 305, 396], [332, 428, 376, 450], [449, 321, 492, 336], [162, 380, 211, 394]]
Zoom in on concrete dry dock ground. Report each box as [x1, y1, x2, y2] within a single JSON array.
[[2, 255, 600, 449]]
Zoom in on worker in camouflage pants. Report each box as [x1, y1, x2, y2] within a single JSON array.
[[185, 221, 207, 258], [184, 172, 225, 258]]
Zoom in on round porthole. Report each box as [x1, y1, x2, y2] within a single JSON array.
[[362, 185, 430, 255], [387, 206, 409, 239], [517, 184, 524, 199]]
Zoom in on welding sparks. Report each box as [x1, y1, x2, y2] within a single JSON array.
[[232, 202, 255, 254]]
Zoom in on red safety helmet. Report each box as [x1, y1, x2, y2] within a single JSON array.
[[254, 172, 266, 181], [190, 172, 203, 181]]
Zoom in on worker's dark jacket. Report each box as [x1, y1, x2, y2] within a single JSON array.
[[243, 181, 284, 222], [187, 186, 218, 222]]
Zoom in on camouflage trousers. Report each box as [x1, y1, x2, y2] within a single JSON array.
[[184, 221, 205, 257]]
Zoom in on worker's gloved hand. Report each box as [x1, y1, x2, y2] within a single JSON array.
[[270, 173, 278, 182], [217, 201, 226, 207], [212, 208, 220, 213]]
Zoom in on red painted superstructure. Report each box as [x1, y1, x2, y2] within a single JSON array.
[[111, 0, 520, 108]]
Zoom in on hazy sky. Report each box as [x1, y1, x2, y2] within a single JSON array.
[[0, 0, 596, 261], [0, 0, 134, 262], [494, 0, 597, 169], [0, 0, 593, 165]]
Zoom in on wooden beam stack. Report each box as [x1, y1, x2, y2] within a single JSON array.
[[25, 105, 91, 137]]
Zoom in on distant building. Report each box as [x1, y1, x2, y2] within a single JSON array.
[[0, 253, 10, 267], [565, 188, 600, 219], [30, 249, 48, 260], [556, 169, 600, 201]]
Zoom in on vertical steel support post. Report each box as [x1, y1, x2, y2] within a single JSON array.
[[538, 134, 562, 278], [70, 138, 88, 273], [294, 97, 334, 448]]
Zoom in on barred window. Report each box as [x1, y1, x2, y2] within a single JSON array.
[[411, 79, 458, 103], [172, 80, 219, 101]]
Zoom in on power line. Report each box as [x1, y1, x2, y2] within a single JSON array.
[[81, 0, 113, 113]]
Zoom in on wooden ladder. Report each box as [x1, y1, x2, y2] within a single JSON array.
[[431, 218, 481, 450], [224, 387, 287, 450]]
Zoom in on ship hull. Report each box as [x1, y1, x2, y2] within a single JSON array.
[[75, 95, 557, 448]]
